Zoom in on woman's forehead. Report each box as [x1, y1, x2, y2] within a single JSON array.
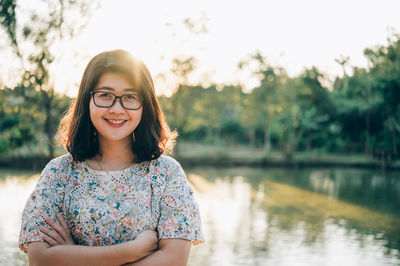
[[95, 72, 140, 93]]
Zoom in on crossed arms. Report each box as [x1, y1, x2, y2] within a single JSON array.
[[27, 214, 191, 266]]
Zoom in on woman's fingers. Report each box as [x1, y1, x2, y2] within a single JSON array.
[[45, 217, 67, 240], [41, 213, 75, 246], [42, 234, 60, 246], [55, 213, 75, 245], [45, 215, 73, 244], [40, 226, 64, 244], [55, 214, 70, 237], [56, 213, 69, 230]]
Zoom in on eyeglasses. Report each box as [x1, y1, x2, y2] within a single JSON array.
[[90, 91, 142, 110]]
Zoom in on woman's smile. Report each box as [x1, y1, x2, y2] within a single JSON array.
[[104, 118, 128, 127]]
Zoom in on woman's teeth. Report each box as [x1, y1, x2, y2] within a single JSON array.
[[106, 119, 125, 125]]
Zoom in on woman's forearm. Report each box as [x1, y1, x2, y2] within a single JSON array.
[[123, 249, 181, 266], [28, 239, 153, 266], [122, 239, 191, 266], [123, 249, 167, 266]]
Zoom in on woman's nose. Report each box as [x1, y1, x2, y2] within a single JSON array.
[[109, 98, 125, 113]]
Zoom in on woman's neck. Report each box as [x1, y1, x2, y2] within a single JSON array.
[[94, 137, 137, 170]]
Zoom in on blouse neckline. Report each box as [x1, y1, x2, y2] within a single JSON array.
[[82, 160, 139, 175]]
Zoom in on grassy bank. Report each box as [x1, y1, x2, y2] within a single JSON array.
[[0, 142, 399, 170], [174, 142, 400, 170]]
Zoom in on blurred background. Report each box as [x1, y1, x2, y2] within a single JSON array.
[[0, 0, 399, 265]]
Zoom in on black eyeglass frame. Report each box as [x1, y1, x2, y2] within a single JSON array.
[[90, 91, 143, 110]]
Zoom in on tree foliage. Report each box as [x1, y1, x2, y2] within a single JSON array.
[[0, 0, 98, 156], [159, 33, 400, 162]]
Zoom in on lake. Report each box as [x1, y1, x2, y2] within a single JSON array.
[[0, 166, 399, 266]]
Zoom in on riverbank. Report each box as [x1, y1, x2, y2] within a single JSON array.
[[174, 142, 400, 170], [0, 142, 399, 170]]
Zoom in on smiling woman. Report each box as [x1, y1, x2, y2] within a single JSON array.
[[18, 49, 204, 266], [89, 72, 144, 148]]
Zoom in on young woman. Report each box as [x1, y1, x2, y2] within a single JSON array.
[[19, 49, 204, 265]]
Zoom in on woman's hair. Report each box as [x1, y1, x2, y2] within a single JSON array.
[[56, 49, 176, 162]]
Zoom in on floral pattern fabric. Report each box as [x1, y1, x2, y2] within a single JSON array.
[[19, 154, 204, 253]]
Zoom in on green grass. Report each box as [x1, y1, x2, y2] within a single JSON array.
[[174, 141, 397, 169]]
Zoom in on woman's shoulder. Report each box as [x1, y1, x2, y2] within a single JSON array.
[[151, 154, 182, 171], [149, 155, 186, 185], [35, 154, 74, 188], [41, 153, 74, 177], [46, 153, 73, 169]]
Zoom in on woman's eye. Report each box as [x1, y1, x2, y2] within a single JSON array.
[[125, 94, 136, 100], [99, 92, 112, 98]]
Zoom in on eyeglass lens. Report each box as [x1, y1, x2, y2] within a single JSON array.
[[93, 91, 141, 110]]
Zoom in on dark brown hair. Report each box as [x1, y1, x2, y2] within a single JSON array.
[[56, 49, 176, 162]]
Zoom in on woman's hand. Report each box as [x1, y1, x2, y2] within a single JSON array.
[[135, 230, 158, 247], [40, 213, 75, 246], [128, 230, 158, 259]]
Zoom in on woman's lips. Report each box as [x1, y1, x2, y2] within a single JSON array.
[[104, 118, 127, 127]]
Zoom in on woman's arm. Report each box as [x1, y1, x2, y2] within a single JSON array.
[[28, 237, 155, 266], [123, 239, 191, 266], [28, 214, 158, 266]]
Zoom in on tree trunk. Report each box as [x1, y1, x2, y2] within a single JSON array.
[[215, 127, 221, 146], [365, 109, 371, 156], [206, 127, 212, 142], [41, 89, 55, 158], [264, 123, 270, 152], [392, 125, 397, 157], [306, 132, 312, 152], [365, 81, 371, 156], [249, 128, 256, 149], [283, 130, 293, 159], [44, 97, 54, 158]]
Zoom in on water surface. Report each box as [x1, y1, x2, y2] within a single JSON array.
[[0, 166, 399, 266], [186, 167, 400, 266]]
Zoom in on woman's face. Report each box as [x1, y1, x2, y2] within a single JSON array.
[[89, 72, 143, 144]]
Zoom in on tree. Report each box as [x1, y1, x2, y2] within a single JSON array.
[[363, 33, 400, 159], [238, 51, 288, 151], [332, 67, 380, 155], [296, 67, 334, 151], [0, 86, 37, 153], [0, 0, 98, 157]]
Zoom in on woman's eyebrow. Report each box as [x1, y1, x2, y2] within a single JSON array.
[[94, 87, 138, 93], [122, 88, 137, 93], [94, 86, 113, 91]]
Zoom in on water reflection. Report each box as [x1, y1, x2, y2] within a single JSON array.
[[187, 167, 400, 266], [0, 169, 40, 266], [0, 167, 399, 266]]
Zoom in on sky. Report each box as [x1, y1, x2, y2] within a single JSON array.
[[2, 0, 400, 96]]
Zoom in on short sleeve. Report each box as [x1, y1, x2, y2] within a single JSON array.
[[157, 160, 204, 245], [18, 156, 69, 253]]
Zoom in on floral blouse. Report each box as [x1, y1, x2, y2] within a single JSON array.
[[19, 154, 204, 253]]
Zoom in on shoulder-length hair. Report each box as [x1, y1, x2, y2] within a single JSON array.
[[56, 49, 176, 162]]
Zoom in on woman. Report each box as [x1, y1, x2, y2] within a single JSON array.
[[19, 49, 204, 265]]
